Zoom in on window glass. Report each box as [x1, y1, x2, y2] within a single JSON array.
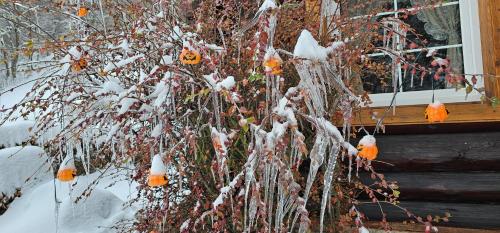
[[344, 1, 464, 95]]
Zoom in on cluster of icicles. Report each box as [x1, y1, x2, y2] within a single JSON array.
[[190, 1, 383, 232]]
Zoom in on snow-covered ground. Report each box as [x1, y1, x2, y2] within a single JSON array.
[[0, 166, 138, 233], [0, 75, 139, 233]]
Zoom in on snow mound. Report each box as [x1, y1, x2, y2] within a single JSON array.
[[0, 146, 51, 196], [0, 120, 35, 147], [0, 168, 137, 233], [59, 189, 127, 233], [293, 30, 328, 60]]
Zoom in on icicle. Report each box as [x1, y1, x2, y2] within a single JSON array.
[[319, 143, 340, 233]]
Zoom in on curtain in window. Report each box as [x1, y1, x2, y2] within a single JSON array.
[[410, 0, 463, 76]]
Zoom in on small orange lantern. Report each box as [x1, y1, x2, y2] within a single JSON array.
[[425, 101, 449, 123], [263, 49, 283, 75], [77, 7, 88, 17], [148, 155, 168, 187], [179, 48, 201, 65], [71, 58, 88, 72], [357, 135, 378, 160], [57, 156, 77, 182]]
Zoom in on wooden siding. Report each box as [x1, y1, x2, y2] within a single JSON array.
[[479, 0, 500, 98], [356, 130, 500, 229], [344, 102, 500, 126]]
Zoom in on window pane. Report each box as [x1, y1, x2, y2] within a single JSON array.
[[361, 56, 395, 94], [403, 3, 462, 48], [401, 47, 465, 92], [343, 0, 394, 17]]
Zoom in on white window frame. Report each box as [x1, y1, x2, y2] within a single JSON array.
[[366, 0, 484, 107]]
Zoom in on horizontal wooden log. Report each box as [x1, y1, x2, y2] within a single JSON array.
[[357, 201, 500, 229], [360, 172, 500, 203], [342, 102, 500, 126], [363, 122, 500, 135], [364, 132, 500, 172], [365, 222, 500, 233]]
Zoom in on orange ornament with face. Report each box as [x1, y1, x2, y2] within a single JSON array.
[[77, 7, 88, 17], [148, 174, 168, 187], [57, 156, 77, 182], [148, 155, 168, 187], [357, 135, 378, 160], [179, 48, 201, 65], [263, 57, 283, 75], [57, 168, 77, 182], [425, 102, 449, 123], [71, 58, 88, 72]]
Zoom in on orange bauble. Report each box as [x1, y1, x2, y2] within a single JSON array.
[[263, 57, 283, 75], [148, 174, 168, 187], [71, 58, 88, 72], [425, 102, 449, 123], [179, 48, 201, 65], [77, 7, 88, 17], [57, 168, 77, 182], [357, 135, 378, 160], [357, 144, 378, 160]]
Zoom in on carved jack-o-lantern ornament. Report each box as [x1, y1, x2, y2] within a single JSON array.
[[263, 49, 283, 75], [148, 155, 168, 187], [71, 58, 88, 72], [179, 48, 201, 65], [425, 101, 449, 123], [57, 156, 77, 182], [77, 7, 88, 17], [357, 135, 378, 161]]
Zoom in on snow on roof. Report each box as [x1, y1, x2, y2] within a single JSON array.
[[293, 30, 328, 61]]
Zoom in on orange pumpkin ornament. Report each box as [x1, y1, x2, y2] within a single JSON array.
[[357, 135, 378, 160], [263, 49, 283, 75], [425, 101, 449, 123], [147, 155, 168, 187], [77, 7, 88, 17], [57, 156, 77, 182], [71, 58, 88, 72], [179, 48, 201, 65]]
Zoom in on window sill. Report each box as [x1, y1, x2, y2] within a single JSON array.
[[346, 101, 500, 126]]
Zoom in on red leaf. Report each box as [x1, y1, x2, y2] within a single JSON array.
[[471, 75, 478, 85]]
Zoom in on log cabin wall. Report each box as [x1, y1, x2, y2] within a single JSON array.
[[303, 0, 500, 230], [479, 0, 500, 98], [357, 123, 500, 230]]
